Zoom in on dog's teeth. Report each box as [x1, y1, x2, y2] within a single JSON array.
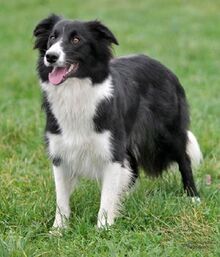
[[68, 64, 74, 72]]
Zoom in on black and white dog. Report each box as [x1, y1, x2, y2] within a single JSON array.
[[33, 14, 202, 228]]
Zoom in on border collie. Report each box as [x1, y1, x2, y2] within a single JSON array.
[[33, 14, 202, 229]]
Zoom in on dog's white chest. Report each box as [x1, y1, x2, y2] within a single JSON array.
[[41, 77, 113, 179]]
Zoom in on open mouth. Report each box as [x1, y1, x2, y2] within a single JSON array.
[[48, 62, 79, 85]]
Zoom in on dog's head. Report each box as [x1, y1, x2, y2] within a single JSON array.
[[33, 14, 118, 84]]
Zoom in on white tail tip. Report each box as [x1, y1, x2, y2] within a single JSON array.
[[187, 131, 203, 168]]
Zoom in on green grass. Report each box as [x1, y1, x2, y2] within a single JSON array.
[[0, 0, 220, 256]]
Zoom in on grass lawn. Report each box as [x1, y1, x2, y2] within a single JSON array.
[[0, 0, 220, 256]]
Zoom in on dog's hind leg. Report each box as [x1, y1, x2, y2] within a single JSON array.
[[178, 131, 202, 201], [169, 130, 201, 201], [178, 153, 199, 198]]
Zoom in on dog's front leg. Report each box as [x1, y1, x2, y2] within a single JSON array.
[[52, 163, 77, 229], [97, 162, 132, 228]]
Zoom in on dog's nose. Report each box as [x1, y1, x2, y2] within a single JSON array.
[[46, 53, 59, 64]]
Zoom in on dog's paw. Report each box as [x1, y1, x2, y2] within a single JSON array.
[[49, 227, 63, 237], [52, 216, 69, 229], [49, 218, 69, 236], [97, 220, 110, 230], [97, 214, 114, 229], [191, 196, 201, 204]]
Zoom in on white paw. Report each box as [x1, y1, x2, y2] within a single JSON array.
[[97, 212, 114, 229], [191, 196, 201, 204], [49, 218, 68, 236], [49, 228, 63, 237], [52, 215, 69, 229]]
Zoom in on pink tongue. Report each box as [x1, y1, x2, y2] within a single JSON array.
[[49, 67, 68, 85]]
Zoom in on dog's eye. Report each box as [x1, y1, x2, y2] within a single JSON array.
[[71, 36, 80, 44]]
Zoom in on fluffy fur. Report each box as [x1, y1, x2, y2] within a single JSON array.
[[33, 14, 202, 228]]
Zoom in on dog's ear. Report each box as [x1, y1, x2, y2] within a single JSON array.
[[87, 20, 118, 45], [33, 14, 61, 53]]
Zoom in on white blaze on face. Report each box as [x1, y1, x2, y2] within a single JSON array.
[[44, 39, 66, 67]]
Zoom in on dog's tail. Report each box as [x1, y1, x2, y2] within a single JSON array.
[[186, 131, 203, 169]]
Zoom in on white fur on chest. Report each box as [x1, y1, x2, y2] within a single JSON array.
[[41, 77, 113, 179]]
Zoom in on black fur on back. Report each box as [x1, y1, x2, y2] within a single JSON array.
[[94, 55, 190, 176]]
